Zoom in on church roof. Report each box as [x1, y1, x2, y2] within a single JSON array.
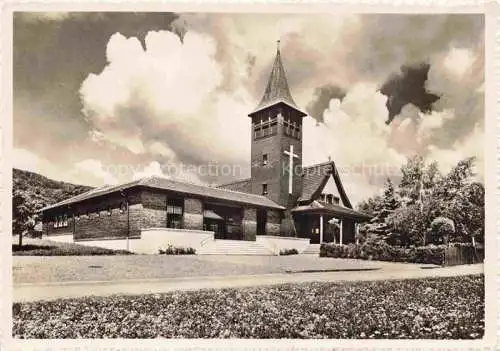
[[249, 43, 306, 117], [299, 161, 352, 208], [216, 178, 252, 193], [291, 200, 371, 221], [41, 176, 284, 212]]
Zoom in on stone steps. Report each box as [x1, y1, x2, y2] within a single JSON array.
[[197, 239, 275, 255], [302, 244, 321, 255]]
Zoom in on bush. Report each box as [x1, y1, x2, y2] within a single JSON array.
[[320, 241, 446, 265], [12, 275, 484, 339], [279, 248, 298, 255], [159, 245, 196, 255]]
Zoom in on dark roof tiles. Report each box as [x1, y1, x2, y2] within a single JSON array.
[[41, 176, 283, 212]]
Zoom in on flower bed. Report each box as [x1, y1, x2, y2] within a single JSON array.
[[13, 275, 484, 339], [279, 248, 299, 256], [158, 245, 196, 255]]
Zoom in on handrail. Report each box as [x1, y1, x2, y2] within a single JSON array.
[[200, 234, 214, 247]]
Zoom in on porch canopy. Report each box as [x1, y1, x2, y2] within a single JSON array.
[[291, 201, 371, 222], [291, 201, 371, 244], [203, 209, 224, 220]]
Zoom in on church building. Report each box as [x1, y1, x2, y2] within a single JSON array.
[[40, 43, 371, 255]]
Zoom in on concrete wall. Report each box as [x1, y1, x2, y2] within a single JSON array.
[[256, 235, 311, 255], [46, 228, 214, 254]]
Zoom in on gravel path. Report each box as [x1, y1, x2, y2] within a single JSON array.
[[13, 263, 483, 302]]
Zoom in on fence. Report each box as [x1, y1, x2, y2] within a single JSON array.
[[444, 245, 484, 266]]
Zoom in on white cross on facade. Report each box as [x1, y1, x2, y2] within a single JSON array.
[[284, 144, 299, 194]]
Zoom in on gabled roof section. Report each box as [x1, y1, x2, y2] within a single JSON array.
[[300, 161, 353, 208], [41, 176, 284, 212], [249, 43, 305, 116], [292, 200, 371, 222], [216, 178, 252, 193]]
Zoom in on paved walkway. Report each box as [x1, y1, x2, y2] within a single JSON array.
[[14, 263, 483, 302]]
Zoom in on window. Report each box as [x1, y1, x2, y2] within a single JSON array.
[[167, 198, 184, 229], [320, 193, 326, 202], [63, 215, 68, 227], [107, 207, 112, 216], [262, 183, 268, 195], [326, 194, 333, 204], [262, 153, 268, 166], [54, 216, 59, 228], [333, 196, 340, 205], [119, 202, 127, 214]]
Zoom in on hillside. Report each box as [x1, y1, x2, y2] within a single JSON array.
[[13, 168, 94, 217]]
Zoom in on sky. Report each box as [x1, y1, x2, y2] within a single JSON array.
[[13, 12, 484, 205]]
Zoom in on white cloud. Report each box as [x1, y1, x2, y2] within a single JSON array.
[[132, 161, 166, 180], [444, 47, 474, 77], [13, 148, 45, 173], [80, 30, 251, 170], [73, 159, 118, 186]]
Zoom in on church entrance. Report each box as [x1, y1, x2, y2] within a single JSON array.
[[204, 203, 244, 240]]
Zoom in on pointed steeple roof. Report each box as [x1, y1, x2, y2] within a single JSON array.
[[249, 41, 306, 116]]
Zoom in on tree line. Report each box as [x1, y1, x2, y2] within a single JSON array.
[[357, 156, 484, 247]]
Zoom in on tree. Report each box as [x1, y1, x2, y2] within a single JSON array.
[[363, 179, 400, 242], [12, 190, 34, 246], [429, 217, 455, 245], [398, 155, 425, 206]]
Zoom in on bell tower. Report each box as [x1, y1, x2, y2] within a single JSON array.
[[248, 41, 307, 208]]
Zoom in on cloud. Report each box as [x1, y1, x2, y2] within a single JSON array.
[[13, 148, 48, 174], [306, 84, 346, 122], [380, 63, 440, 125], [80, 30, 251, 183], [132, 161, 166, 180], [73, 159, 118, 186]]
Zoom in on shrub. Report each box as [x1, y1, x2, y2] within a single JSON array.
[[320, 242, 446, 265], [279, 248, 298, 255], [160, 245, 196, 255]]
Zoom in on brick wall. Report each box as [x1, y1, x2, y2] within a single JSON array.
[[265, 209, 282, 236], [183, 197, 203, 230], [142, 190, 167, 228], [249, 106, 303, 209], [242, 207, 257, 241], [44, 188, 143, 241]]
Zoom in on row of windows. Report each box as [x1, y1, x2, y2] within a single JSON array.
[[253, 120, 278, 140], [283, 119, 301, 140], [320, 193, 340, 205], [54, 215, 69, 228]]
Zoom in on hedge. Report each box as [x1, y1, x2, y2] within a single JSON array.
[[12, 243, 133, 256], [320, 241, 484, 265]]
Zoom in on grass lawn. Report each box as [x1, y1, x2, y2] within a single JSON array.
[[13, 274, 484, 339], [14, 253, 382, 284], [12, 237, 132, 256]]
